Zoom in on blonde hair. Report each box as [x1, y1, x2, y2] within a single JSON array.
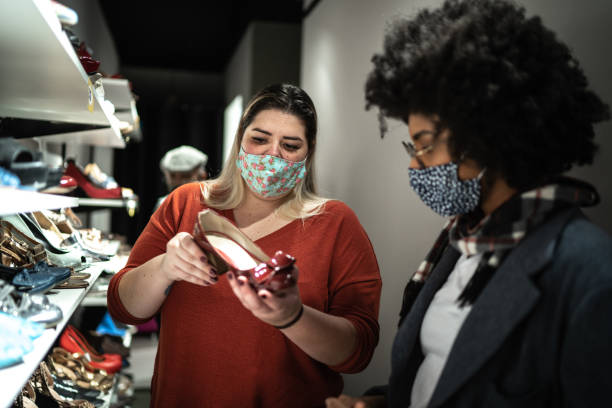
[[201, 84, 329, 220]]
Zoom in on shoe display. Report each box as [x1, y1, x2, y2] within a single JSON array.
[[50, 0, 78, 26], [83, 330, 130, 358], [76, 43, 100, 75], [0, 138, 48, 190], [0, 263, 65, 293], [0, 214, 86, 272], [193, 209, 297, 292], [0, 311, 44, 368], [0, 219, 46, 267], [83, 162, 118, 189], [0, 281, 63, 328], [0, 166, 20, 188], [48, 347, 114, 392], [59, 325, 122, 373], [64, 159, 134, 199], [31, 361, 96, 408], [96, 311, 127, 337]]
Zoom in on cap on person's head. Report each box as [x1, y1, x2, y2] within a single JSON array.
[[160, 145, 208, 172]]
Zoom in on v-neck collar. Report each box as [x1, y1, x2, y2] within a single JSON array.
[[219, 208, 301, 244]]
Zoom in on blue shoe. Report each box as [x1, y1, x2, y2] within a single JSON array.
[[0, 311, 44, 368], [0, 166, 20, 188], [96, 311, 127, 337], [0, 264, 58, 293]]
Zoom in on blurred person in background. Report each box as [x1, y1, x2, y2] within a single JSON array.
[[155, 145, 209, 210]]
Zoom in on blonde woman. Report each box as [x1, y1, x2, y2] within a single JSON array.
[[108, 84, 382, 408]]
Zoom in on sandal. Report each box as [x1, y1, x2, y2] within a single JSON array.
[[49, 348, 114, 392], [0, 221, 46, 267], [193, 209, 297, 292], [32, 361, 95, 407]]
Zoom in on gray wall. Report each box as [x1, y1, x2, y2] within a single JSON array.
[[301, 0, 612, 396], [225, 21, 301, 106]]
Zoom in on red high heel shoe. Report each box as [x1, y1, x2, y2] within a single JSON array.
[[193, 209, 297, 292], [63, 159, 133, 199], [59, 325, 123, 373]]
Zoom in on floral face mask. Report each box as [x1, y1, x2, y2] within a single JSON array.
[[236, 146, 307, 198]]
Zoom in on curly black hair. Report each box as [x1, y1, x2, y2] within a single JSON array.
[[365, 0, 610, 189]]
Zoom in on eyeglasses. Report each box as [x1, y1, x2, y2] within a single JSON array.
[[402, 138, 445, 169]]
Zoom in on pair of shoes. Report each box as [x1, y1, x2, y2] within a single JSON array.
[[38, 210, 116, 259], [48, 348, 114, 392], [64, 159, 134, 199], [0, 280, 63, 327], [193, 209, 297, 292], [83, 330, 130, 358], [32, 360, 96, 407], [60, 325, 123, 373], [0, 219, 46, 267], [0, 262, 69, 293], [1, 214, 87, 272]]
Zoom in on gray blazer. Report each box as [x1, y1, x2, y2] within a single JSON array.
[[375, 208, 612, 407]]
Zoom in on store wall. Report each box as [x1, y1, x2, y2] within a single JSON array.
[[225, 21, 301, 107], [301, 0, 612, 396]]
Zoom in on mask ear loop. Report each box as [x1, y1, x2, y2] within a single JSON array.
[[476, 167, 487, 181], [458, 152, 487, 181]]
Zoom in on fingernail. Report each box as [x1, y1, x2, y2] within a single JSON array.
[[227, 272, 234, 280], [212, 276, 218, 282], [210, 268, 217, 276], [260, 293, 267, 299], [238, 279, 244, 286], [200, 256, 208, 263]]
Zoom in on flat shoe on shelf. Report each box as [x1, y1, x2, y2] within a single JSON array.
[[0, 280, 63, 327], [0, 263, 64, 293], [193, 209, 297, 293]]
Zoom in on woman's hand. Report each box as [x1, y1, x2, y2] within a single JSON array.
[[226, 269, 302, 327], [325, 395, 386, 408], [160, 232, 218, 287]]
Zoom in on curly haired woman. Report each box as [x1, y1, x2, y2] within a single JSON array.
[[326, 0, 612, 407]]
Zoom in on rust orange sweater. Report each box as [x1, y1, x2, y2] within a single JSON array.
[[108, 183, 382, 407]]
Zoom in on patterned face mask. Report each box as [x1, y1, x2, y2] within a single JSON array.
[[236, 146, 307, 198], [408, 162, 484, 216]]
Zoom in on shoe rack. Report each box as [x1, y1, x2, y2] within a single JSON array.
[[0, 1, 139, 406]]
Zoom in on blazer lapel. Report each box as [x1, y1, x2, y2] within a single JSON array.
[[428, 208, 579, 407], [389, 246, 460, 404]]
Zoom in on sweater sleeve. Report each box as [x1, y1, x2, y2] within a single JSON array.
[[325, 202, 382, 373], [107, 184, 196, 324]]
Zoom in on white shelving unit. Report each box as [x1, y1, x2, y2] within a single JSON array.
[[0, 262, 107, 408], [0, 187, 79, 216], [0, 0, 124, 147], [0, 1, 140, 405]]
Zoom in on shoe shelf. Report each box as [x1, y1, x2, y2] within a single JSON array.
[[81, 254, 129, 307], [0, 259, 116, 408], [0, 0, 124, 148], [0, 187, 79, 216], [77, 197, 139, 217]]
